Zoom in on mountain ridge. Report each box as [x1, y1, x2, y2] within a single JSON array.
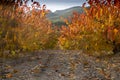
[[47, 6, 84, 22], [46, 6, 86, 26]]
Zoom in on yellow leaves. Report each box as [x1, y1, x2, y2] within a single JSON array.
[[95, 12, 99, 19], [100, 8, 103, 16], [41, 11, 45, 17], [11, 50, 16, 56], [78, 35, 83, 39], [114, 28, 118, 35], [58, 3, 120, 55], [35, 34, 38, 37], [59, 37, 66, 47], [13, 35, 17, 41], [101, 25, 104, 29], [108, 14, 113, 25]]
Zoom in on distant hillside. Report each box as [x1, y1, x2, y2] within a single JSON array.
[[46, 6, 84, 23], [54, 6, 84, 16]]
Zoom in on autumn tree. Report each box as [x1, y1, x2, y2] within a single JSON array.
[[0, 0, 58, 57], [58, 0, 120, 56], [86, 0, 120, 53], [0, 0, 34, 6], [87, 0, 120, 6]]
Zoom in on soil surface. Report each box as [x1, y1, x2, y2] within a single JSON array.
[[0, 50, 120, 80]]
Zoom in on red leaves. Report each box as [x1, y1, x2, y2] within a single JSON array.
[[87, 0, 93, 5], [105, 26, 120, 42], [87, 0, 120, 8], [59, 0, 120, 54], [106, 26, 114, 42]]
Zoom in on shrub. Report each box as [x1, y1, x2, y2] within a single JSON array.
[[0, 6, 21, 56], [0, 3, 58, 57], [58, 3, 120, 56]]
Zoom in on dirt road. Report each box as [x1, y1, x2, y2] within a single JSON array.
[[0, 50, 120, 80]]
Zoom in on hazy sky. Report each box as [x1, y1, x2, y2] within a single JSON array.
[[36, 0, 87, 12]]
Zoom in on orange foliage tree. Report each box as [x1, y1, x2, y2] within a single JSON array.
[[0, 1, 58, 57], [17, 5, 58, 50], [58, 0, 120, 55]]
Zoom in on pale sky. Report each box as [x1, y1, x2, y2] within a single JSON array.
[[34, 0, 88, 12]]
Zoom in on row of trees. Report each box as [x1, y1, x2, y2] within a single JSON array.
[[0, 0, 120, 57], [59, 0, 120, 56], [0, 0, 58, 57]]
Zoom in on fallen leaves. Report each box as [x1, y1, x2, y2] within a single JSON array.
[[5, 73, 12, 78]]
